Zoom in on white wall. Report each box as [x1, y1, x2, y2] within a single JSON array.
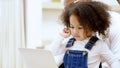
[[41, 9, 63, 41], [26, 0, 42, 48], [41, 2, 64, 47]]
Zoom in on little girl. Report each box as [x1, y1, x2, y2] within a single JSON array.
[[45, 1, 120, 68]]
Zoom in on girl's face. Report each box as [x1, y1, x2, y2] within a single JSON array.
[[69, 14, 91, 41]]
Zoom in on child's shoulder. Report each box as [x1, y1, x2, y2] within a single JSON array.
[[95, 38, 108, 47]]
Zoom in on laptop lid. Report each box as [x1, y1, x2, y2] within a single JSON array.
[[19, 48, 58, 68]]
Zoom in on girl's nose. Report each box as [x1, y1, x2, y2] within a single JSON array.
[[73, 28, 79, 34]]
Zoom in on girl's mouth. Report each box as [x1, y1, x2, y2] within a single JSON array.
[[74, 36, 80, 38]]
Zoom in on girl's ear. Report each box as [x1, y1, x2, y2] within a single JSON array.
[[85, 27, 92, 37]]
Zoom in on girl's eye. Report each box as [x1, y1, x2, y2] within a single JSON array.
[[78, 27, 83, 29], [70, 26, 74, 29], [69, 26, 83, 29]]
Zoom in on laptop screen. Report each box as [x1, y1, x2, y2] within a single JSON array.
[[19, 48, 58, 68]]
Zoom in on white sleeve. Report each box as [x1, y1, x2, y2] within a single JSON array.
[[44, 35, 66, 55], [54, 54, 64, 67], [100, 41, 120, 68], [44, 35, 68, 67], [108, 11, 120, 60]]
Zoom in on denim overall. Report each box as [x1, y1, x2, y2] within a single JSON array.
[[63, 36, 99, 68]]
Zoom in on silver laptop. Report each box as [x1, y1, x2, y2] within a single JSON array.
[[19, 48, 58, 68]]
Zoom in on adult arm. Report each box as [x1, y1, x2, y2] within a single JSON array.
[[108, 11, 120, 60], [100, 40, 120, 68]]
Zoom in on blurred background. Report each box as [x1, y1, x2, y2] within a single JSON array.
[[0, 0, 120, 68]]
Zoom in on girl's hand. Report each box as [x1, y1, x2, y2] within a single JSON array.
[[60, 27, 71, 38]]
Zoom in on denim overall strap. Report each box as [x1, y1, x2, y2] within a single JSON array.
[[85, 36, 99, 50], [66, 38, 76, 48]]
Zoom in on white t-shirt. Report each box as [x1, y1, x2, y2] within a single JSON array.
[[45, 36, 120, 68]]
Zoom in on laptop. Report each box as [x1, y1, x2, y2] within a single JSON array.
[[19, 48, 58, 68]]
